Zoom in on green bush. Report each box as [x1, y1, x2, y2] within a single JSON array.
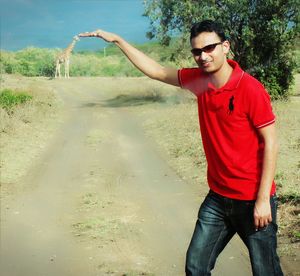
[[0, 89, 33, 111], [70, 54, 144, 77], [70, 54, 103, 76], [0, 51, 19, 74], [15, 47, 57, 76], [1, 48, 57, 77], [296, 49, 300, 73], [0, 42, 174, 78]]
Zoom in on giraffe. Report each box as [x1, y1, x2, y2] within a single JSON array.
[[55, 35, 79, 78]]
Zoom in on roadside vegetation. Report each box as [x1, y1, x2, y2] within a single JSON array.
[[1, 38, 299, 97], [0, 75, 62, 193], [0, 41, 190, 79], [0, 79, 59, 134], [0, 88, 32, 112]]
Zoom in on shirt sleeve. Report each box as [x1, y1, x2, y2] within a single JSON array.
[[245, 81, 275, 129], [178, 68, 207, 96]]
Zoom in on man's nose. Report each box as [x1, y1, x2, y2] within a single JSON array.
[[200, 51, 209, 61]]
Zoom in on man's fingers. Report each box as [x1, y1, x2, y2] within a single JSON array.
[[268, 214, 272, 223], [78, 32, 91, 37], [78, 29, 116, 43], [254, 217, 259, 230], [254, 215, 272, 230], [259, 219, 266, 228], [78, 31, 100, 37], [254, 201, 273, 231]]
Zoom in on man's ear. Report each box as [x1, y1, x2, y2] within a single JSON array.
[[222, 40, 230, 55]]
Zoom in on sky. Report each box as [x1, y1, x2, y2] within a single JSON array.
[[0, 0, 151, 51]]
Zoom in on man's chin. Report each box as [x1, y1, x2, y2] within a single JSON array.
[[199, 65, 217, 74], [198, 62, 213, 70]]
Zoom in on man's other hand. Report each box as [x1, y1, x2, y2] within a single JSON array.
[[254, 198, 272, 230]]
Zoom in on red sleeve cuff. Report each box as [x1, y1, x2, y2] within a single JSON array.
[[255, 118, 275, 129], [178, 69, 183, 88]]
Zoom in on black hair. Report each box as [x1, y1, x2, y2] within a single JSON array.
[[190, 20, 226, 42]]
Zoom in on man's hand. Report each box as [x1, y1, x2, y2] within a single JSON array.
[[78, 30, 118, 43], [254, 198, 272, 230]]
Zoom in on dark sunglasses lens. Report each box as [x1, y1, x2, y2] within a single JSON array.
[[203, 44, 217, 53], [191, 49, 202, 56]]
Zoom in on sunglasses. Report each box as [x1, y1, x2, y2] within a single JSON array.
[[191, 42, 223, 56]]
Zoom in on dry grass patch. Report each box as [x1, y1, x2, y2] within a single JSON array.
[[0, 75, 62, 196], [72, 217, 123, 239], [0, 75, 61, 134], [273, 99, 300, 200], [278, 203, 300, 242]]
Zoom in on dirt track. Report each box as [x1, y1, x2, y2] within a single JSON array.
[[0, 77, 252, 275]]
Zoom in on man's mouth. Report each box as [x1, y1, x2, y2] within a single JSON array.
[[200, 60, 211, 67]]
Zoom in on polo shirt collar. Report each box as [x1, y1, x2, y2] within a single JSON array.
[[208, 59, 244, 93]]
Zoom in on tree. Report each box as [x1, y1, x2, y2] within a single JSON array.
[[143, 0, 300, 98]]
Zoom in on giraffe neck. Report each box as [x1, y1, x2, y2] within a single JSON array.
[[56, 39, 77, 63], [65, 40, 77, 55]]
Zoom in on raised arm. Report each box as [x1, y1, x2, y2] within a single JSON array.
[[78, 30, 180, 87]]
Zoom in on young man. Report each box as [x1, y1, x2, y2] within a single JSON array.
[[79, 20, 283, 276]]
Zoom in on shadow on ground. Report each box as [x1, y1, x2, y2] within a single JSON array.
[[103, 93, 166, 107], [80, 93, 166, 109]]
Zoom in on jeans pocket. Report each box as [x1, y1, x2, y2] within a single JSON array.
[[255, 222, 278, 237], [258, 225, 269, 232]]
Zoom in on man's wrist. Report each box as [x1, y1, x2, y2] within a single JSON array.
[[113, 35, 122, 44], [256, 193, 270, 201]]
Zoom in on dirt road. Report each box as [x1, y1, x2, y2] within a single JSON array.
[[0, 78, 252, 275]]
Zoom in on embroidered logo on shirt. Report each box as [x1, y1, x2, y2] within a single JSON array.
[[228, 96, 234, 114]]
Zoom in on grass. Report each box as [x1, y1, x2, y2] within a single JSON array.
[[0, 75, 61, 190], [277, 193, 300, 204], [0, 78, 59, 133], [72, 217, 121, 239], [1, 41, 181, 78], [82, 192, 99, 208], [273, 99, 300, 201], [0, 88, 32, 112], [73, 189, 125, 237], [291, 73, 300, 96]]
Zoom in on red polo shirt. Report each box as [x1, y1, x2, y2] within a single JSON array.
[[178, 60, 276, 200]]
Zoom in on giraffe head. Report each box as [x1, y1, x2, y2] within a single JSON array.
[[73, 35, 80, 42], [68, 36, 79, 50]]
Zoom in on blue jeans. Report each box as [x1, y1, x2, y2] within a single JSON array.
[[186, 190, 283, 276]]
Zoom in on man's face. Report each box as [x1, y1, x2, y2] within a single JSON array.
[[191, 31, 230, 74]]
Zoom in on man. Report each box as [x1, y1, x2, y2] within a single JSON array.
[[79, 20, 283, 276]]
